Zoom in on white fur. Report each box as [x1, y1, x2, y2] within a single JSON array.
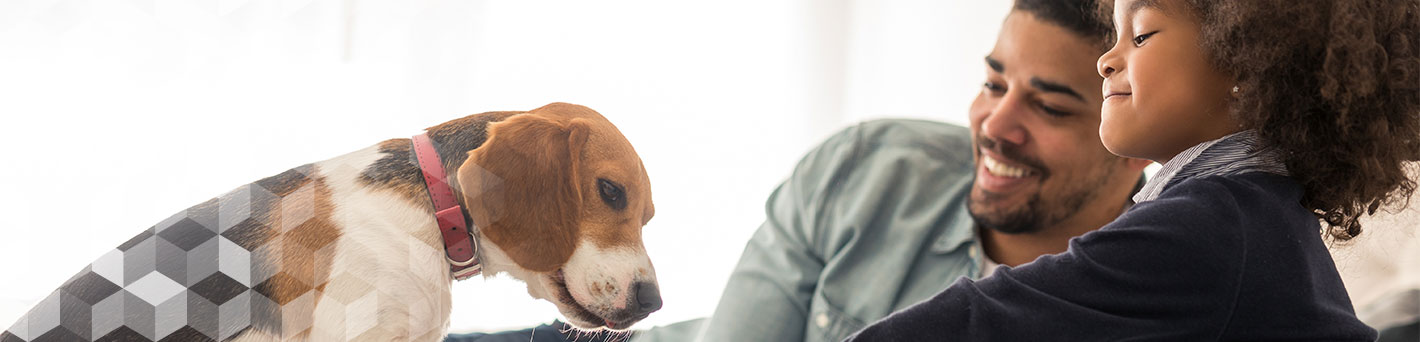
[[231, 145, 453, 341], [561, 241, 657, 314], [479, 239, 659, 329], [475, 236, 554, 300], [317, 145, 454, 341]]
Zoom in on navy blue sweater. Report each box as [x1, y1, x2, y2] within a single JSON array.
[[844, 172, 1377, 341]]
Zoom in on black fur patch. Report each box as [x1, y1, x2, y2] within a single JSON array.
[[253, 164, 313, 197], [358, 111, 521, 194]]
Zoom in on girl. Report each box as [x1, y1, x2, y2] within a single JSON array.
[[846, 0, 1419, 340]]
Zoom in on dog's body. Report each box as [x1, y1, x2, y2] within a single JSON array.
[[2, 103, 661, 342]]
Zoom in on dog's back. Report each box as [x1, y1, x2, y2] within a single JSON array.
[[1, 163, 338, 341]]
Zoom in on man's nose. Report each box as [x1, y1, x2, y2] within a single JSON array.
[[628, 281, 662, 316], [980, 94, 1030, 146]]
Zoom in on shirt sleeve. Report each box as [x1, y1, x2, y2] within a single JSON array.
[[673, 125, 865, 342], [843, 179, 1249, 341]]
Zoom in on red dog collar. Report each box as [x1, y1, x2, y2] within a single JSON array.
[[412, 133, 482, 280]]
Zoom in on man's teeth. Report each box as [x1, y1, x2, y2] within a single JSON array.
[[983, 155, 1030, 178]]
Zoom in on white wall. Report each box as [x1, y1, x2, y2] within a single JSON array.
[[0, 0, 1013, 333]]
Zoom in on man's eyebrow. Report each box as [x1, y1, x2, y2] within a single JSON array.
[[985, 56, 1003, 73], [1030, 77, 1085, 102]]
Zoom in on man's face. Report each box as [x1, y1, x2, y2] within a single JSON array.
[[967, 12, 1131, 234]]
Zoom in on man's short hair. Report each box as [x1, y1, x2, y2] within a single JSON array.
[[1013, 0, 1112, 49]]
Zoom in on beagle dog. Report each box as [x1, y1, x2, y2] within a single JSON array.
[[1, 103, 660, 342]]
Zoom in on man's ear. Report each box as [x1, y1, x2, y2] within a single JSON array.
[[457, 114, 589, 272]]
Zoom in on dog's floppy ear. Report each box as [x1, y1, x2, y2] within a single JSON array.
[[458, 113, 589, 272]]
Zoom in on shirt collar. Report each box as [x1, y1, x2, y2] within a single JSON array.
[[1133, 130, 1289, 203]]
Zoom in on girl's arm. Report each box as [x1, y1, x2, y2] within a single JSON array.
[[845, 179, 1249, 341]]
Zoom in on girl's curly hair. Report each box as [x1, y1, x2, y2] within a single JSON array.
[[1100, 0, 1420, 240]]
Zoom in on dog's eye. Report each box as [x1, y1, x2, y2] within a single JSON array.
[[597, 178, 627, 210]]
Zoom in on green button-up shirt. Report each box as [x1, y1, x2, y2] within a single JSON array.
[[635, 119, 988, 342]]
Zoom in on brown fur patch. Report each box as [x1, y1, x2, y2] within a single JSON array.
[[552, 104, 655, 251], [459, 103, 655, 271], [460, 112, 585, 272], [245, 165, 341, 316]]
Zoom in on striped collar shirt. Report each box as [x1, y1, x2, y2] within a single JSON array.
[[1134, 130, 1289, 203]]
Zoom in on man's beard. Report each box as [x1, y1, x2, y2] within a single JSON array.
[[967, 134, 1120, 235], [969, 190, 1043, 234], [967, 171, 1111, 235]]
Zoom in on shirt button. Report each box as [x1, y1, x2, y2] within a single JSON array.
[[969, 247, 979, 259], [816, 313, 830, 328]]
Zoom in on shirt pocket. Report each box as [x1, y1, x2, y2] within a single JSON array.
[[806, 290, 867, 342]]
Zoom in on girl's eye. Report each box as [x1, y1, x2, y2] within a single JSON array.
[[1132, 31, 1158, 47]]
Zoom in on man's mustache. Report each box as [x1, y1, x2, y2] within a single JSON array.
[[977, 137, 1050, 180]]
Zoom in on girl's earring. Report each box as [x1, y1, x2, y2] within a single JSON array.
[[1231, 85, 1241, 97]]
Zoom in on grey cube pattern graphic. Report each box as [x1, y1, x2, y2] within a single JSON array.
[[1, 162, 440, 342], [3, 183, 273, 342]]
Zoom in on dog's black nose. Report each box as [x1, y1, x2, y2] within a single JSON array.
[[631, 281, 663, 315]]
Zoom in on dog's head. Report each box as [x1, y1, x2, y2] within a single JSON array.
[[455, 103, 659, 330]]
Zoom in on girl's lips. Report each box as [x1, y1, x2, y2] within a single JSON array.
[[1104, 92, 1132, 100]]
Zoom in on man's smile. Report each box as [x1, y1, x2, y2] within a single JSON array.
[[977, 149, 1041, 193]]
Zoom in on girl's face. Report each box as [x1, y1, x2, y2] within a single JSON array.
[[1097, 0, 1240, 163]]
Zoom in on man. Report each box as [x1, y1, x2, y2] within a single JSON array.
[[448, 0, 1143, 340]]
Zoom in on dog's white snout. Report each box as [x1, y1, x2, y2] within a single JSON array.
[[561, 241, 659, 327]]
